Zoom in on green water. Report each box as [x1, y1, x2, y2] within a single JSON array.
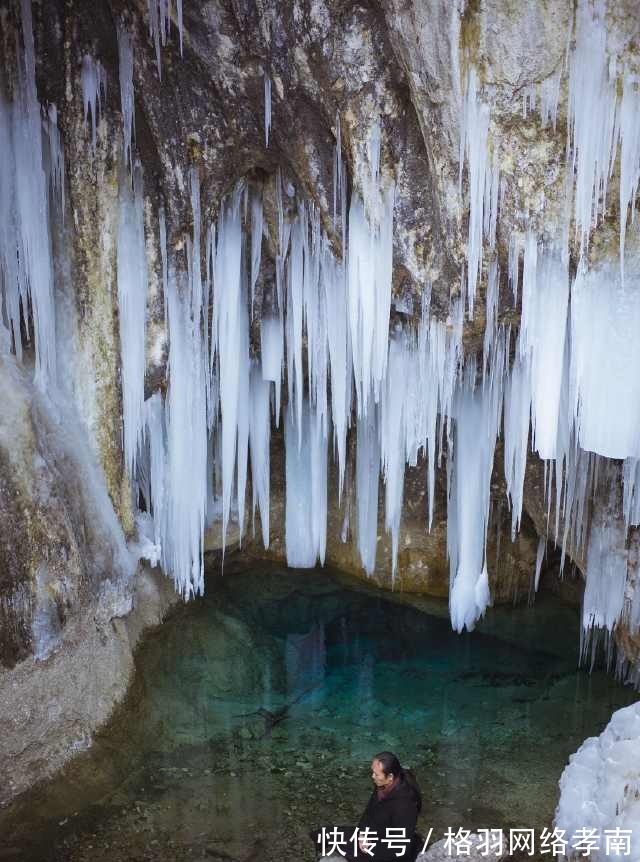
[[1, 563, 637, 861]]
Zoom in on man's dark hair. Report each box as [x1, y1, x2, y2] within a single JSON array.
[[374, 751, 422, 812]]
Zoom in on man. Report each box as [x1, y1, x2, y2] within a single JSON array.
[[315, 751, 422, 862]]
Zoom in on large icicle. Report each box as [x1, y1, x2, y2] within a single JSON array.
[[165, 265, 207, 596], [323, 245, 350, 496], [347, 131, 394, 415], [447, 361, 502, 633], [264, 75, 271, 147], [0, 0, 58, 386], [139, 391, 167, 561], [519, 236, 569, 459], [250, 193, 263, 318], [212, 185, 250, 547], [459, 67, 492, 318], [117, 22, 135, 167], [582, 477, 628, 640], [285, 401, 327, 568], [249, 363, 271, 548], [503, 358, 531, 540], [617, 73, 640, 278], [568, 0, 617, 257], [381, 334, 410, 579], [161, 171, 209, 596], [571, 261, 640, 459], [117, 161, 148, 478], [147, 0, 173, 80], [261, 313, 283, 424], [356, 403, 380, 575]]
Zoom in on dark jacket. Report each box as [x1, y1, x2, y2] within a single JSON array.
[[355, 774, 420, 862]]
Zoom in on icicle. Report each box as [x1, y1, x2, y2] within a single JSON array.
[[568, 0, 617, 257], [286, 207, 305, 443], [347, 179, 394, 415], [250, 194, 263, 318], [519, 237, 568, 459], [142, 391, 167, 554], [623, 458, 640, 529], [81, 55, 107, 151], [539, 68, 561, 130], [165, 263, 207, 596], [447, 360, 502, 632], [459, 67, 492, 318], [285, 400, 327, 567], [583, 479, 628, 637], [381, 334, 410, 578], [571, 260, 640, 459], [503, 358, 530, 540], [45, 105, 65, 214], [483, 151, 500, 250], [508, 232, 521, 305], [264, 74, 271, 147], [356, 402, 380, 575], [212, 185, 250, 548], [482, 258, 499, 377], [617, 73, 640, 280], [117, 160, 148, 478], [260, 313, 283, 424], [323, 245, 350, 496], [249, 363, 270, 548], [117, 22, 135, 167], [159, 207, 168, 323], [534, 537, 545, 592], [177, 0, 184, 56], [0, 0, 58, 385]]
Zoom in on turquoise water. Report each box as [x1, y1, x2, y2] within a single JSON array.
[[2, 563, 637, 861]]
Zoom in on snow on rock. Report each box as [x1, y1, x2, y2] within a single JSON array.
[[556, 701, 640, 861]]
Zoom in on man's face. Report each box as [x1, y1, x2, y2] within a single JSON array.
[[371, 759, 394, 788]]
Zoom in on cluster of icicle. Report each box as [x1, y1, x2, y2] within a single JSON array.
[[458, 0, 640, 652], [4, 0, 640, 653]]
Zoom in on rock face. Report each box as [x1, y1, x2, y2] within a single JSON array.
[[1, 0, 640, 803]]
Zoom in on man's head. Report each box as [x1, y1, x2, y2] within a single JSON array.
[[371, 751, 401, 788]]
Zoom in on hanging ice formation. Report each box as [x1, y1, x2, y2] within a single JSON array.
[[8, 0, 640, 653], [147, 0, 185, 79], [0, 0, 58, 387], [264, 74, 271, 147], [448, 351, 503, 633], [81, 55, 107, 151], [459, 67, 499, 318], [117, 21, 135, 167], [116, 161, 148, 478], [347, 121, 395, 415]]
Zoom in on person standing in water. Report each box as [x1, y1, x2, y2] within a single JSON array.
[[315, 751, 422, 861]]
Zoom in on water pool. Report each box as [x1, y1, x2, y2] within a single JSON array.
[[2, 563, 636, 861]]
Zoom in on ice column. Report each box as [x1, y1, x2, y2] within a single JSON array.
[[448, 362, 502, 632], [264, 75, 271, 147], [459, 67, 494, 318], [356, 403, 380, 575], [212, 185, 250, 547], [568, 0, 617, 257], [117, 162, 148, 478], [117, 22, 135, 167], [347, 122, 394, 415], [570, 261, 640, 459], [249, 363, 271, 548], [285, 401, 327, 568], [0, 0, 58, 385]]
